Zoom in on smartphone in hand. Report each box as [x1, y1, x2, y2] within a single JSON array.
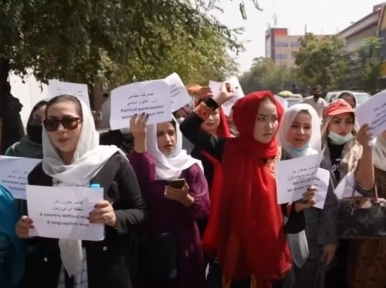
[[169, 179, 186, 189]]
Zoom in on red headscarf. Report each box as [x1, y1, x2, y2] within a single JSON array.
[[217, 91, 291, 287], [195, 97, 231, 258]]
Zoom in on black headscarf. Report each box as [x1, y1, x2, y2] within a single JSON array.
[[5, 100, 48, 158]]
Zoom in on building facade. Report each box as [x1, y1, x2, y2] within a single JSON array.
[[265, 28, 326, 68], [338, 5, 381, 54], [336, 3, 385, 87]]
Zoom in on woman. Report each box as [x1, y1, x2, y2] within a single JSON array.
[[180, 86, 315, 288], [128, 115, 210, 288], [191, 96, 231, 288], [321, 99, 373, 288], [5, 100, 48, 158], [15, 95, 146, 288], [0, 184, 25, 288], [277, 104, 338, 288], [336, 92, 356, 109]]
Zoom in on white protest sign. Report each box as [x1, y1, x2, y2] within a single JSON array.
[[313, 168, 330, 209], [276, 153, 330, 208], [27, 185, 104, 241], [208, 76, 244, 116], [109, 80, 172, 130], [0, 156, 41, 200], [355, 90, 386, 142], [48, 80, 90, 108], [164, 73, 191, 112]]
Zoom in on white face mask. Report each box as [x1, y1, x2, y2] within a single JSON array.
[[120, 128, 130, 135]]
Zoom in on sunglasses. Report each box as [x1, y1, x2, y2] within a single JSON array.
[[43, 118, 82, 132]]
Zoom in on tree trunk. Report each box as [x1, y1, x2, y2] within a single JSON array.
[[0, 55, 10, 153]]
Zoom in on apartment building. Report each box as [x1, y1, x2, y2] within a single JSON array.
[[265, 28, 327, 68]]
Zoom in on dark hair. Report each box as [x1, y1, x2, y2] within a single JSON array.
[[45, 95, 83, 118], [27, 100, 48, 124], [313, 85, 321, 91]]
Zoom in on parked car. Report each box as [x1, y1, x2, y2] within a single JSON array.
[[286, 97, 302, 107]]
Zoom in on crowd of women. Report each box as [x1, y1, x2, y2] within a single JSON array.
[[0, 85, 383, 288]]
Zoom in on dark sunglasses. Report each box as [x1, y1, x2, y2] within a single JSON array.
[[43, 118, 82, 132]]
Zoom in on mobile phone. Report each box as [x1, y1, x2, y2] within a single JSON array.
[[169, 179, 186, 189]]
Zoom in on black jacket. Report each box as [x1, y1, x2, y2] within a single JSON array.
[[19, 153, 146, 288]]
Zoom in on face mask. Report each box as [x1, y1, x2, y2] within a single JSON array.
[[289, 143, 310, 157], [120, 128, 130, 135], [328, 131, 353, 145], [27, 124, 43, 144]]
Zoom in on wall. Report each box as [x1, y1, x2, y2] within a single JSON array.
[[345, 25, 378, 53], [271, 34, 326, 68]]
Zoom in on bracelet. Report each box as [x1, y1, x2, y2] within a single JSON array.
[[193, 101, 213, 120]]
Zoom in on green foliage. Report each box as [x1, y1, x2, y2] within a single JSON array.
[[0, 0, 243, 86], [293, 33, 347, 89], [239, 57, 293, 94], [354, 37, 383, 94]]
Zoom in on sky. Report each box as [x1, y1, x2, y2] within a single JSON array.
[[211, 0, 384, 73]]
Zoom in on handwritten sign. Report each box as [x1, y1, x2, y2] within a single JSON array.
[[109, 80, 172, 130], [276, 153, 330, 208], [356, 90, 386, 141], [208, 76, 244, 116], [48, 80, 90, 108], [164, 73, 191, 112], [0, 156, 41, 199], [27, 185, 104, 241]]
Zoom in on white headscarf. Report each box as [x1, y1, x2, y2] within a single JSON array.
[[277, 103, 321, 158], [42, 96, 123, 276], [146, 116, 203, 180], [42, 97, 123, 185], [278, 103, 321, 268]]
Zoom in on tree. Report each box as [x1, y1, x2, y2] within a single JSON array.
[[293, 33, 347, 89], [354, 37, 383, 94], [0, 0, 243, 85], [239, 57, 292, 94]]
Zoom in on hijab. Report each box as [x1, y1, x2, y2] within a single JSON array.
[[277, 103, 321, 158], [5, 100, 48, 159], [337, 91, 357, 108], [42, 96, 123, 276], [146, 116, 203, 180], [217, 91, 291, 287], [277, 103, 321, 268], [42, 97, 123, 185]]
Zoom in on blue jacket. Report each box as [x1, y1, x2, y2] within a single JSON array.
[[0, 184, 25, 287]]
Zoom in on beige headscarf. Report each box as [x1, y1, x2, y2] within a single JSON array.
[[321, 116, 362, 185]]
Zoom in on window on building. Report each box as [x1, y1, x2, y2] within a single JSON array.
[[291, 42, 300, 47], [275, 42, 288, 47], [275, 54, 288, 60]]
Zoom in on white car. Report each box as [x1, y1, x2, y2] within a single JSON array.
[[326, 91, 371, 106]]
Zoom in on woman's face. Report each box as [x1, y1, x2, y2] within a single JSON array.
[[340, 94, 356, 108], [45, 101, 82, 154], [157, 122, 177, 156], [201, 109, 220, 134], [328, 113, 354, 136], [253, 98, 278, 143], [286, 112, 312, 148], [30, 104, 47, 125]]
